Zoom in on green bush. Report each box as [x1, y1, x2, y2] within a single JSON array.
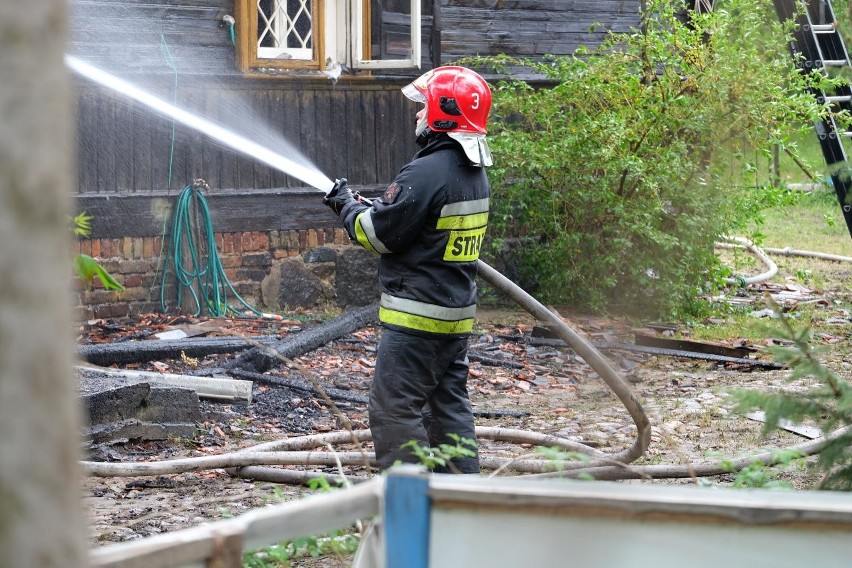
[[474, 0, 832, 318]]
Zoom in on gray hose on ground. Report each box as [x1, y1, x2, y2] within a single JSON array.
[[475, 260, 652, 465], [716, 236, 778, 286], [762, 247, 852, 263]]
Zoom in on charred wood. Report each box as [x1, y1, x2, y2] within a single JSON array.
[[229, 369, 529, 418], [77, 335, 278, 366], [229, 303, 379, 373]]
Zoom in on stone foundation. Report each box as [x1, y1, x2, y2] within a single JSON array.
[[74, 228, 380, 319]]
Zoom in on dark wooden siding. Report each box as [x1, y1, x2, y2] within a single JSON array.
[[73, 81, 418, 193], [439, 0, 640, 63], [69, 0, 238, 76]]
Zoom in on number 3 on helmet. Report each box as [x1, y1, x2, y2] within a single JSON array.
[[402, 66, 492, 135]]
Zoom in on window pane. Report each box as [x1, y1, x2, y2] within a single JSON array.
[[257, 0, 313, 60], [373, 0, 412, 59]]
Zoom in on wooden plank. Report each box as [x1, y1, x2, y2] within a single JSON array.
[[200, 90, 222, 189], [69, 45, 242, 77], [89, 478, 383, 568], [78, 365, 253, 403], [132, 97, 154, 192], [345, 90, 365, 182], [372, 90, 392, 184], [389, 86, 414, 177], [252, 90, 274, 189], [94, 93, 117, 192], [312, 89, 336, 180], [70, 27, 227, 45], [236, 96, 257, 189], [442, 0, 635, 11], [69, 4, 226, 23], [150, 109, 174, 191], [442, 34, 611, 56], [112, 97, 135, 192], [441, 17, 636, 32], [182, 91, 206, 185], [76, 190, 366, 238], [216, 92, 240, 190], [75, 89, 99, 194], [745, 411, 824, 440], [359, 90, 379, 184], [429, 475, 852, 523], [294, 89, 318, 187]]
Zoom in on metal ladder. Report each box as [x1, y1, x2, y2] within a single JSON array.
[[772, 0, 852, 238]]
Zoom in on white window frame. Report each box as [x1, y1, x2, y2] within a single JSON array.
[[350, 0, 421, 70], [257, 0, 315, 60]]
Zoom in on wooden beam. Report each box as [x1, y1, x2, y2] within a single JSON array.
[[76, 365, 253, 403]]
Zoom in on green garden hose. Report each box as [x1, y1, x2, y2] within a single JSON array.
[[159, 182, 261, 317]]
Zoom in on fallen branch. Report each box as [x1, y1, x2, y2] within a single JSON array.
[[81, 451, 378, 476], [227, 467, 362, 486], [80, 427, 605, 477], [228, 303, 378, 373], [530, 426, 852, 481], [467, 352, 525, 369], [77, 335, 278, 367]]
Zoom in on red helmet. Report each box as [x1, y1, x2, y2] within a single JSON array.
[[402, 66, 492, 135]]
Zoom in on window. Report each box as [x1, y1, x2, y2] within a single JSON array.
[[257, 0, 315, 60], [234, 0, 422, 74]]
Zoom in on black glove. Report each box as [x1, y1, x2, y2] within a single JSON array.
[[323, 178, 354, 216]]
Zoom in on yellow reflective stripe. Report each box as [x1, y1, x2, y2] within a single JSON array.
[[444, 226, 487, 262], [436, 211, 489, 230], [354, 212, 379, 254], [379, 306, 474, 334]]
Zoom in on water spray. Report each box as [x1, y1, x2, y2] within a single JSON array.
[[65, 55, 335, 193]]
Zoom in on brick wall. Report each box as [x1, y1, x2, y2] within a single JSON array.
[[74, 227, 353, 320]]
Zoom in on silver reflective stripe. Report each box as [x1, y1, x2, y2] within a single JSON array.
[[380, 293, 477, 321], [440, 198, 490, 218], [358, 211, 392, 254]]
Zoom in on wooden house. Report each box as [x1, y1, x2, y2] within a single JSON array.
[[68, 0, 641, 317]]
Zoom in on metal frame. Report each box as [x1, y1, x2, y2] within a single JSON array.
[[774, 0, 852, 238]]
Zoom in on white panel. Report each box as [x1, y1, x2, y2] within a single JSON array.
[[430, 507, 852, 568]]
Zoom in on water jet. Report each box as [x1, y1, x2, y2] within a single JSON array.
[[65, 55, 335, 193]]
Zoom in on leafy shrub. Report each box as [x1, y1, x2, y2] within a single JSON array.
[[472, 0, 831, 318]]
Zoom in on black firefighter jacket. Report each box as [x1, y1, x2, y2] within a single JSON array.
[[339, 134, 490, 337]]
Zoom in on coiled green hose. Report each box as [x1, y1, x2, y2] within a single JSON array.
[[159, 183, 261, 317]]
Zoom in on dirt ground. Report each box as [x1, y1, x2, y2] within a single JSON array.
[[79, 255, 852, 565]]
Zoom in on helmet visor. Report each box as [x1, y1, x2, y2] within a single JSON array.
[[401, 82, 426, 103]]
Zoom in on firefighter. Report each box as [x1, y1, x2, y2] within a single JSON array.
[[323, 66, 492, 473]]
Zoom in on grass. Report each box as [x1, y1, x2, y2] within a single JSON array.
[[683, 140, 852, 347], [758, 189, 852, 255]]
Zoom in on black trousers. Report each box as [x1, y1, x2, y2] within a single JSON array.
[[368, 327, 480, 473]]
